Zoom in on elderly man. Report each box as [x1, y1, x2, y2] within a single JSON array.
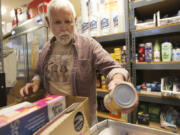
[[20, 0, 138, 126]]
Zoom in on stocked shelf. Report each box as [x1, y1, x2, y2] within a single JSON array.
[[96, 111, 126, 123], [96, 88, 108, 97], [132, 0, 164, 8], [137, 122, 180, 134], [135, 61, 180, 70], [138, 91, 180, 107], [94, 32, 126, 43], [135, 23, 180, 38]]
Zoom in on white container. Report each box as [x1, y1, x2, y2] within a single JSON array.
[[145, 42, 153, 62], [175, 48, 180, 61], [161, 40, 173, 62]]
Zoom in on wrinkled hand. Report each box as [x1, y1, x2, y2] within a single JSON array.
[[107, 74, 139, 113], [20, 82, 40, 97]]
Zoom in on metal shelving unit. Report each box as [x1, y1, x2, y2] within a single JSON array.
[[130, 0, 180, 126], [135, 24, 180, 38], [135, 62, 180, 70], [94, 32, 125, 43], [132, 0, 164, 8]]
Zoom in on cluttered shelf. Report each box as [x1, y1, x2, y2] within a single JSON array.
[[138, 91, 180, 107], [135, 23, 180, 38], [137, 122, 180, 134], [96, 111, 126, 123], [135, 61, 180, 70], [93, 32, 126, 43]]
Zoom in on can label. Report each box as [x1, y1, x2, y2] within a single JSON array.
[[81, 22, 89, 32], [100, 18, 109, 29], [90, 20, 97, 30]]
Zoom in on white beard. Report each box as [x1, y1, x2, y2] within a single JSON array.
[[56, 31, 73, 45]]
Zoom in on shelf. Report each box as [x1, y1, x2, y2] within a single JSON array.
[[135, 61, 180, 70], [96, 111, 126, 123], [93, 32, 125, 43], [138, 92, 180, 107], [135, 23, 180, 38], [132, 0, 164, 8], [96, 88, 108, 97], [137, 122, 180, 134]]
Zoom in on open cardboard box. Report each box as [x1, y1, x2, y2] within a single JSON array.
[[33, 96, 90, 135]]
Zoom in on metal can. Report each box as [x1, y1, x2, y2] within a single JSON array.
[[104, 83, 137, 112]]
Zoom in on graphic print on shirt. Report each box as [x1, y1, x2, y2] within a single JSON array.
[[47, 55, 72, 83]]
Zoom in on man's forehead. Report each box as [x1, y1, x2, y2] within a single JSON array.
[[50, 6, 73, 15]]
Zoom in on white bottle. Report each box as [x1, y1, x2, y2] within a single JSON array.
[[175, 48, 180, 61], [153, 40, 161, 62], [161, 40, 173, 62]]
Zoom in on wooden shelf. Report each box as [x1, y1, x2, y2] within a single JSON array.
[[96, 111, 126, 123], [96, 88, 108, 93], [137, 122, 180, 134]]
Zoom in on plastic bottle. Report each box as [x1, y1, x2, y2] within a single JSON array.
[[145, 42, 153, 62], [121, 46, 126, 64], [153, 40, 161, 62], [138, 43, 145, 62], [161, 40, 173, 62]]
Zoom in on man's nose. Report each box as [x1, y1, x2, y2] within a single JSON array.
[[60, 24, 67, 31]]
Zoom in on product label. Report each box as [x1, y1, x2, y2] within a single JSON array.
[[74, 112, 84, 132], [90, 20, 97, 30], [100, 18, 109, 29], [113, 16, 118, 27], [81, 22, 89, 32]]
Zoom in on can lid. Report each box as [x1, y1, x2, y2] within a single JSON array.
[[113, 83, 136, 108]]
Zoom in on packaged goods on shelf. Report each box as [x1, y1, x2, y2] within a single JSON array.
[[161, 76, 180, 98], [80, 0, 89, 36], [91, 119, 177, 135], [157, 11, 180, 26], [161, 40, 173, 62], [135, 13, 156, 30], [0, 95, 66, 135]]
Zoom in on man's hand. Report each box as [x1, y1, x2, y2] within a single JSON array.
[[107, 73, 139, 113], [20, 80, 40, 97], [108, 73, 125, 92]]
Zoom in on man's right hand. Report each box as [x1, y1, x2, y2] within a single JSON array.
[[20, 80, 40, 97]]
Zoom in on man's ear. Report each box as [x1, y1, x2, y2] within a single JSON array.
[[45, 16, 50, 27]]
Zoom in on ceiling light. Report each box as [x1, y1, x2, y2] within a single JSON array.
[[1, 6, 6, 15]]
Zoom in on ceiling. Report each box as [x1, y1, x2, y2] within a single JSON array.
[[1, 0, 31, 23]]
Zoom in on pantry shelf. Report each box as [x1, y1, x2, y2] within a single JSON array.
[[137, 122, 180, 134], [139, 93, 180, 107], [135, 62, 180, 70], [132, 0, 164, 8], [135, 23, 180, 38], [94, 32, 126, 43]]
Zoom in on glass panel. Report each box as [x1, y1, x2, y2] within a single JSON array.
[[3, 35, 27, 87], [27, 27, 48, 80]]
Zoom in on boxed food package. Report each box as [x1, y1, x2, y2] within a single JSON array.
[[34, 96, 90, 135], [91, 119, 178, 135], [0, 95, 66, 135]]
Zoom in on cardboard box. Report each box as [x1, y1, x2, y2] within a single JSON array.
[[34, 96, 90, 135], [91, 119, 178, 135], [0, 95, 66, 135], [135, 14, 156, 30], [157, 11, 180, 26]]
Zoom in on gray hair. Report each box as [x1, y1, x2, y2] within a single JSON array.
[[47, 0, 76, 19]]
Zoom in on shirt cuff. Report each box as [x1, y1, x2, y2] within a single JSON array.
[[32, 75, 41, 81], [106, 68, 129, 84]]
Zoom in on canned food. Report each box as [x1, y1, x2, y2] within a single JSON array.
[[104, 83, 137, 112]]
